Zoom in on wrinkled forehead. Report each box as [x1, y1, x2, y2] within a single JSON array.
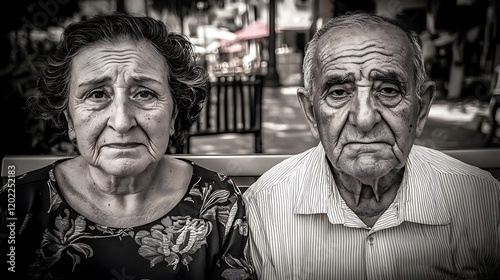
[[70, 37, 168, 75], [315, 23, 414, 76]]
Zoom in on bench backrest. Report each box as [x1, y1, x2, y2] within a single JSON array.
[[179, 74, 264, 153], [3, 149, 500, 189]]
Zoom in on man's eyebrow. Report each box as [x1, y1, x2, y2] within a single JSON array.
[[370, 71, 406, 89], [322, 73, 355, 92]]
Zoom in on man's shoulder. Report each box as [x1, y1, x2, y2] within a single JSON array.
[[411, 145, 491, 175], [243, 147, 317, 197], [410, 145, 500, 191]]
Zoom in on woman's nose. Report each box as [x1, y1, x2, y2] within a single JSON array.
[[107, 94, 137, 134]]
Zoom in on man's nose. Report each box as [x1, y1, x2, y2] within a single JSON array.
[[348, 90, 381, 132], [108, 94, 137, 134]]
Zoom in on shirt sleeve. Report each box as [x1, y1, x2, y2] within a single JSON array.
[[243, 188, 280, 280], [492, 181, 500, 277]]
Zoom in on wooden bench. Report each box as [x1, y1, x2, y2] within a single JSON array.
[[177, 74, 264, 154], [3, 149, 500, 190]]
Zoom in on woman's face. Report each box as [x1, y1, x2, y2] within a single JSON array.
[[66, 39, 175, 176]]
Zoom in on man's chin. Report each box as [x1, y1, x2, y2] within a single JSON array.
[[339, 157, 397, 182]]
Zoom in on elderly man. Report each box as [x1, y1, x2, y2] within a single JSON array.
[[243, 12, 500, 280]]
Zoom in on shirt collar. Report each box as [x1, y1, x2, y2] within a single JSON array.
[[292, 144, 451, 226], [293, 143, 344, 223], [399, 145, 451, 225]]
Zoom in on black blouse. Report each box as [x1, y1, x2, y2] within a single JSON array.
[[0, 158, 254, 280]]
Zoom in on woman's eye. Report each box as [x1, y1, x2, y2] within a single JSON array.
[[135, 90, 156, 100], [88, 90, 107, 100]]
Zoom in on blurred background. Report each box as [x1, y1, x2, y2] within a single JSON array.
[[1, 0, 499, 159]]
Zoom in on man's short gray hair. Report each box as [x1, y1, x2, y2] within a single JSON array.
[[302, 11, 427, 98]]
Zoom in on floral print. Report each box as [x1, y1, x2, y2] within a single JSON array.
[[135, 216, 211, 270], [30, 210, 93, 272], [0, 159, 254, 279]]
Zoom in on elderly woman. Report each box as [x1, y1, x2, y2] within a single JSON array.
[[0, 13, 254, 279]]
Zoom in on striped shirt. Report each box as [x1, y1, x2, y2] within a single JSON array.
[[243, 143, 500, 280]]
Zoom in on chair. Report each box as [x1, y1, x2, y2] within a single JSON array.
[[178, 73, 264, 153], [482, 65, 500, 146]]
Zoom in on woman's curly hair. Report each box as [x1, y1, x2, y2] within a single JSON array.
[[27, 12, 209, 149]]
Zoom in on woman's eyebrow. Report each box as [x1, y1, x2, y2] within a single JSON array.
[[77, 76, 163, 88], [130, 76, 163, 85], [78, 77, 111, 88]]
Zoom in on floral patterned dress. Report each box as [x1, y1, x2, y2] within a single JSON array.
[[0, 158, 254, 280]]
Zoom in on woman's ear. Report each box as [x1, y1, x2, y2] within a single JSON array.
[[64, 111, 76, 141], [297, 87, 319, 139], [170, 106, 178, 135]]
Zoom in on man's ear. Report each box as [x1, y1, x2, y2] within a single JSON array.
[[64, 111, 76, 141], [415, 81, 437, 137], [297, 87, 319, 139]]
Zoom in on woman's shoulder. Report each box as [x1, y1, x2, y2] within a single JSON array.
[[183, 159, 242, 196], [0, 160, 66, 220], [2, 162, 53, 190], [1, 158, 71, 195]]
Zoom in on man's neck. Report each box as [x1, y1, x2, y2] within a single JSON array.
[[330, 163, 405, 227]]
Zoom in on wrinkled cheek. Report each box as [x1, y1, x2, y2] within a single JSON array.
[[316, 110, 347, 164], [317, 107, 345, 138], [396, 105, 418, 134], [318, 123, 343, 152], [150, 121, 173, 154], [385, 104, 414, 136], [74, 115, 103, 156], [403, 113, 414, 134]]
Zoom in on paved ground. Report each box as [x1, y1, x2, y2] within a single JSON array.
[[188, 86, 499, 155]]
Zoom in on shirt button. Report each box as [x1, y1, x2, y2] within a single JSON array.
[[368, 236, 374, 245]]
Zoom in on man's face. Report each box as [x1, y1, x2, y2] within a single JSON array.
[[298, 24, 434, 182]]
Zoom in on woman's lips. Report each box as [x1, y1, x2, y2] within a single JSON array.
[[105, 142, 141, 149]]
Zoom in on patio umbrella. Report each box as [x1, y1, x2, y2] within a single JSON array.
[[200, 25, 237, 41], [220, 43, 244, 53], [234, 20, 274, 41], [193, 45, 207, 54]]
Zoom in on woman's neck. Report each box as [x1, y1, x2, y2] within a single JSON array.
[[55, 156, 192, 228], [86, 159, 162, 196]]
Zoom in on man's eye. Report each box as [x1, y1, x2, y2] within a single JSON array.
[[380, 87, 400, 96], [333, 89, 347, 96], [327, 88, 350, 98], [324, 87, 351, 108], [376, 86, 403, 107]]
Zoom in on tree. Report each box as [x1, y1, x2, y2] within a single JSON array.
[[152, 0, 219, 34], [0, 0, 80, 158]]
